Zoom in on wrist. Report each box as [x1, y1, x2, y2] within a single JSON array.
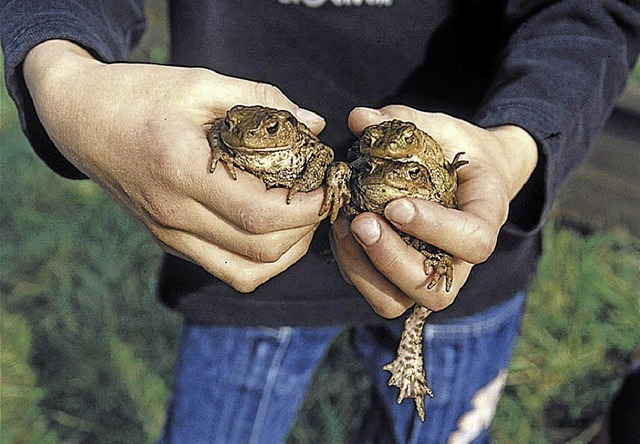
[[487, 125, 539, 201], [23, 40, 100, 101]]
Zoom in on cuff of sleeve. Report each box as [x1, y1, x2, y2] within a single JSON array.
[[474, 99, 564, 235], [2, 13, 136, 179]]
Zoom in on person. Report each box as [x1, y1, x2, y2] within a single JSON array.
[[2, 0, 639, 442]]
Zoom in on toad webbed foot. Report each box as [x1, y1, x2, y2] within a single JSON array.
[[423, 251, 454, 292], [209, 147, 237, 179], [383, 305, 434, 421]]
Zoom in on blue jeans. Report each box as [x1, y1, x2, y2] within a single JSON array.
[[159, 293, 525, 444]]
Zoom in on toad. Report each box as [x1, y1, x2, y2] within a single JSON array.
[[350, 119, 445, 165], [207, 105, 349, 219], [337, 120, 468, 421]]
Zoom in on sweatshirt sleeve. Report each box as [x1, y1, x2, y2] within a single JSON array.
[[0, 0, 146, 179], [474, 0, 640, 233]]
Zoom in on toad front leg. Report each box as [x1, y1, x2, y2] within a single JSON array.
[[383, 304, 434, 421], [322, 161, 351, 223], [207, 121, 237, 179]]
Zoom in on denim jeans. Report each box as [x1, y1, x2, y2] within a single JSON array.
[[159, 293, 525, 444]]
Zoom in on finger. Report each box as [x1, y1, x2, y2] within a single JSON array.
[[349, 213, 472, 311], [157, 225, 316, 293], [455, 166, 510, 229], [384, 194, 506, 265], [348, 105, 443, 136], [201, 165, 329, 233], [192, 71, 326, 133], [378, 105, 464, 144], [143, 197, 318, 263], [331, 217, 413, 319], [348, 107, 386, 135], [155, 130, 329, 234], [348, 105, 467, 149]]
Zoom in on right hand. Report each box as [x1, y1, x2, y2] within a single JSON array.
[[23, 40, 328, 292]]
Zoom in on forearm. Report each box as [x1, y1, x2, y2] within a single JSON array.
[[24, 40, 97, 93], [476, 0, 640, 231], [23, 41, 104, 172], [1, 1, 146, 178]]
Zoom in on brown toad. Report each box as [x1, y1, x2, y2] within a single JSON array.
[[207, 105, 349, 218], [344, 120, 467, 293], [350, 119, 445, 165], [335, 120, 467, 421]]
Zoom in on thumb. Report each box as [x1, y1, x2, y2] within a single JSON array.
[[197, 70, 326, 133]]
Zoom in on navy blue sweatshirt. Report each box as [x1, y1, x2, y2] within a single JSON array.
[[2, 0, 639, 326]]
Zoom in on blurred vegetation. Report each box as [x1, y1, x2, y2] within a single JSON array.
[[2, 2, 639, 442], [630, 58, 640, 85], [491, 227, 640, 443]]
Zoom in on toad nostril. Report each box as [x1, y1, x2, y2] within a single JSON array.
[[248, 129, 257, 137]]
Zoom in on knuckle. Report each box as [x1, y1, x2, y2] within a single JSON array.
[[375, 250, 406, 276], [236, 202, 289, 235], [230, 271, 264, 293], [420, 293, 455, 312], [143, 198, 176, 229], [461, 218, 496, 263], [381, 104, 417, 121], [471, 229, 497, 263], [237, 206, 271, 234], [253, 82, 284, 106], [246, 239, 288, 263], [372, 302, 409, 319], [187, 67, 218, 92]]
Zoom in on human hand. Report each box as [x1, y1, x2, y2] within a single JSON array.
[[23, 40, 328, 292], [330, 105, 538, 317]]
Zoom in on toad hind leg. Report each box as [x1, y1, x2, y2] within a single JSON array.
[[287, 144, 334, 204], [383, 304, 434, 421], [423, 251, 454, 292]]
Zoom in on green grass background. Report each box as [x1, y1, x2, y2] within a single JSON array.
[[2, 6, 640, 442]]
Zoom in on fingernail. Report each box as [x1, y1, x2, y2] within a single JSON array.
[[353, 107, 382, 117], [332, 217, 351, 240], [385, 199, 416, 225], [351, 217, 381, 247], [296, 108, 324, 124]]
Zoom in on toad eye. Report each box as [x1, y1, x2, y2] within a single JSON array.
[[404, 131, 415, 144], [224, 117, 232, 130], [357, 158, 375, 173], [266, 121, 279, 135], [408, 166, 422, 180], [286, 115, 298, 127]]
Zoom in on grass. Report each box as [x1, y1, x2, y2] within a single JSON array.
[[630, 58, 640, 86], [491, 226, 640, 443]]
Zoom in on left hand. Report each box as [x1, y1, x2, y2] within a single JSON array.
[[330, 105, 538, 318]]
